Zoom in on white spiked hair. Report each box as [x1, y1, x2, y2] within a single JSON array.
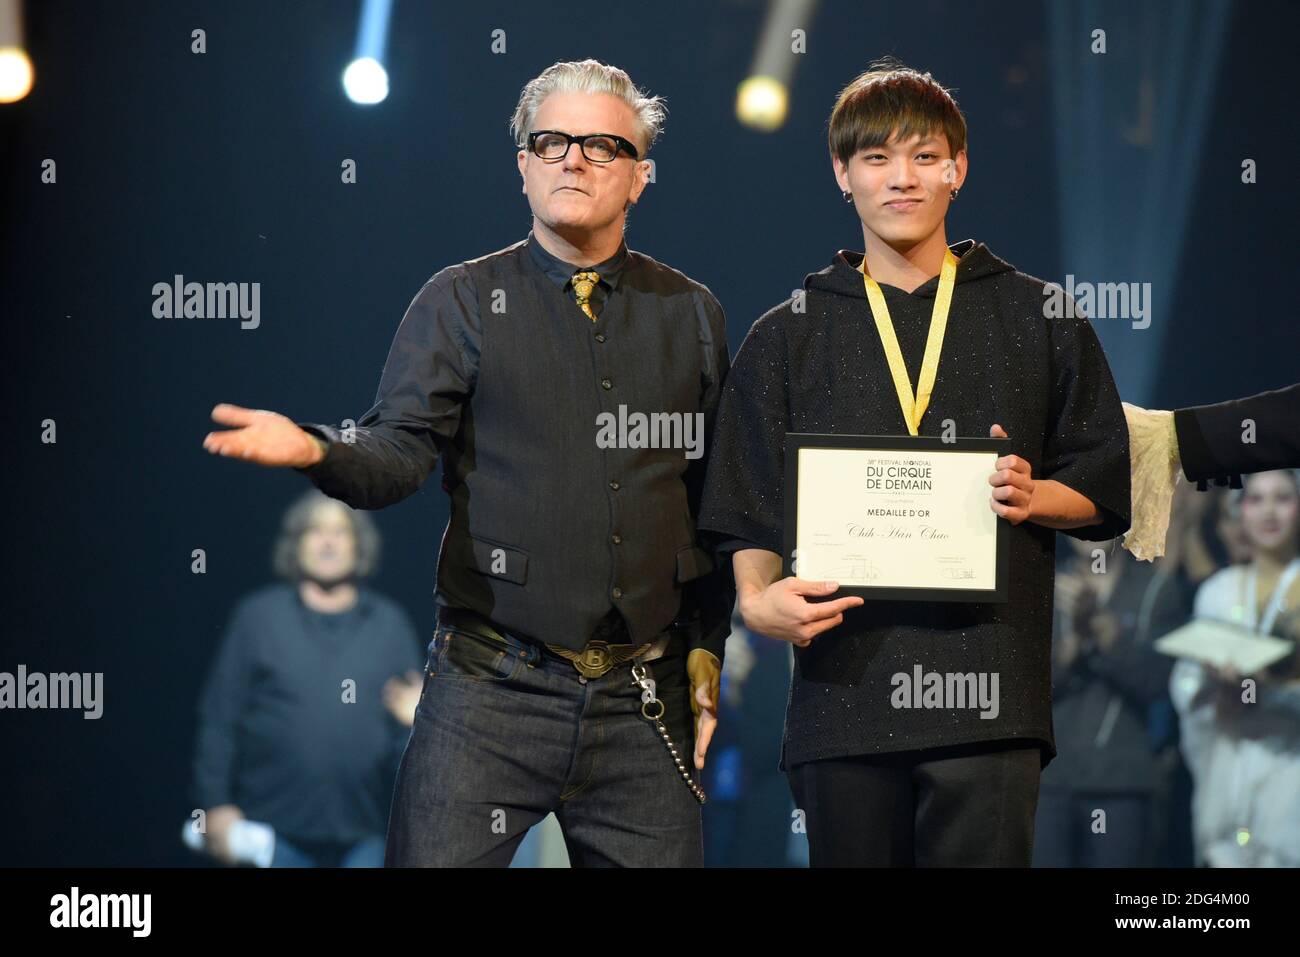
[[510, 59, 667, 157]]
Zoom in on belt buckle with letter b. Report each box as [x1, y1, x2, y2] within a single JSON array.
[[576, 640, 613, 678]]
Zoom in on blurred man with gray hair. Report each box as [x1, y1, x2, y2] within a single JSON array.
[[203, 60, 733, 866], [192, 490, 423, 867]]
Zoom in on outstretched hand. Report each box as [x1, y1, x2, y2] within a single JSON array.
[[203, 403, 323, 469]]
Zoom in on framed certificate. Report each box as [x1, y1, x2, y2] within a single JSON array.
[[782, 434, 1010, 603]]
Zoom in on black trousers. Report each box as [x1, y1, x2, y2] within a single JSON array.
[[788, 741, 1043, 867]]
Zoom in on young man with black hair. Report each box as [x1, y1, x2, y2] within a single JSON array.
[[699, 62, 1131, 867]]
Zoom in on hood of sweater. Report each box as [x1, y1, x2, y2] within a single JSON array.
[[803, 238, 1017, 300]]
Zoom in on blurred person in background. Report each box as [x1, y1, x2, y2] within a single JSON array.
[[1171, 481, 1250, 588], [1033, 535, 1191, 866], [1170, 470, 1300, 866], [191, 490, 423, 868], [1146, 481, 1243, 865]]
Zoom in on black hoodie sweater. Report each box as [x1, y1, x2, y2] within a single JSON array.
[[699, 239, 1132, 770]]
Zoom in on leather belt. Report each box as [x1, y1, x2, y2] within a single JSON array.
[[543, 640, 654, 679], [436, 606, 659, 680]]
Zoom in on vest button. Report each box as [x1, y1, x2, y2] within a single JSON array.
[[611, 534, 622, 544], [612, 586, 623, 599], [609, 480, 620, 491], [594, 334, 606, 343], [601, 378, 612, 390]]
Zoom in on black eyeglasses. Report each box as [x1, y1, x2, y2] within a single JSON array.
[[525, 130, 640, 163]]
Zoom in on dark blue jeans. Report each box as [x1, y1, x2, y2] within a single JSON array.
[[385, 618, 703, 867]]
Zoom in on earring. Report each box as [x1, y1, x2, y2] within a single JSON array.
[[950, 188, 959, 200], [842, 190, 853, 203]]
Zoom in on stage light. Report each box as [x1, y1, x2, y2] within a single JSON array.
[[0, 0, 32, 104], [736, 75, 788, 132], [0, 45, 31, 103], [343, 0, 393, 105], [735, 0, 817, 133], [343, 56, 388, 105]]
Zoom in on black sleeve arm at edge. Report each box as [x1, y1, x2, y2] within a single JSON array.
[[1174, 384, 1300, 487]]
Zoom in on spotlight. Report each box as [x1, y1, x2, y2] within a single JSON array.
[[736, 75, 788, 132], [0, 0, 32, 104], [735, 0, 818, 133], [342, 56, 388, 105], [343, 0, 393, 106]]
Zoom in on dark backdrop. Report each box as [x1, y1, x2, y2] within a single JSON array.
[[1, 0, 1296, 865]]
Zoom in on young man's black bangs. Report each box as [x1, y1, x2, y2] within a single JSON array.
[[854, 113, 949, 150], [836, 108, 951, 162]]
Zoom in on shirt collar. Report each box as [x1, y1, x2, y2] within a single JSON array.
[[526, 230, 629, 291], [847, 239, 976, 275], [293, 583, 372, 619]]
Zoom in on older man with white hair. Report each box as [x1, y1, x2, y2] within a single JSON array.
[[202, 60, 732, 866]]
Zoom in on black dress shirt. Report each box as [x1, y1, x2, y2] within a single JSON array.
[[528, 230, 628, 318]]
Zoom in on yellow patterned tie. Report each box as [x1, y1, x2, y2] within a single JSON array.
[[571, 270, 601, 322]]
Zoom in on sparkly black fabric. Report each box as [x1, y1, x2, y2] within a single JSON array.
[[699, 240, 1132, 770]]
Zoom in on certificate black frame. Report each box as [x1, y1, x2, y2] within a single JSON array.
[[782, 433, 1011, 603]]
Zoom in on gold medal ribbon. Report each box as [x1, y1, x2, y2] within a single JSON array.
[[860, 248, 959, 436]]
